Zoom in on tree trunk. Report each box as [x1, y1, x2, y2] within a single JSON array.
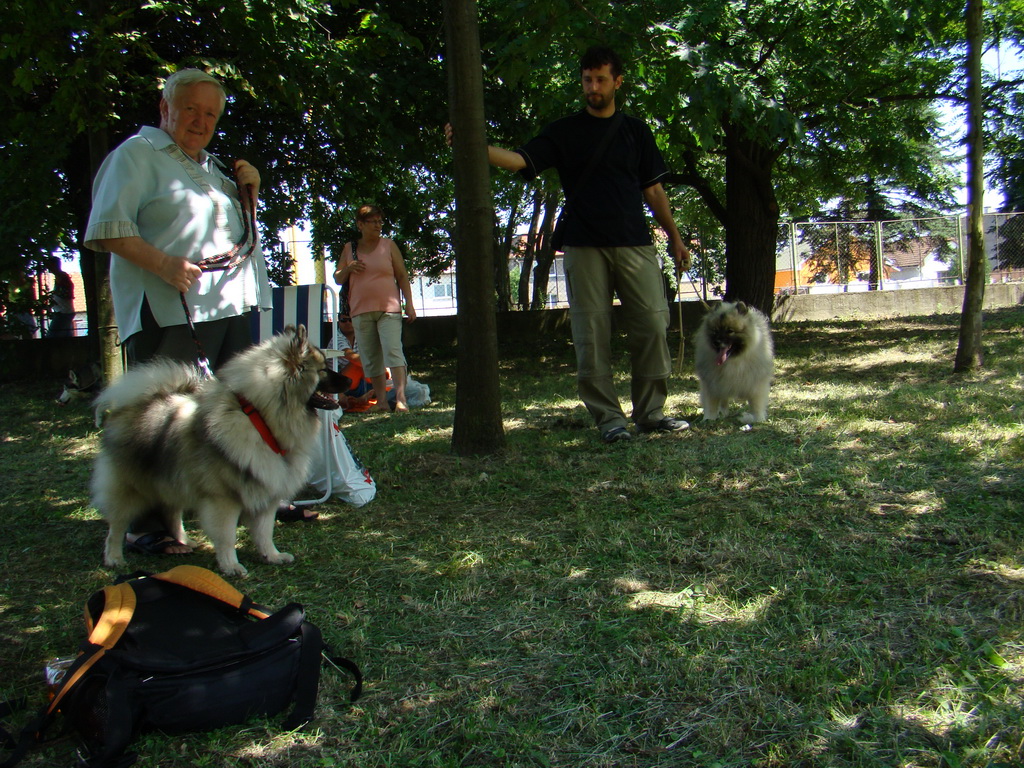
[[722, 124, 780, 317], [955, 0, 986, 372], [493, 196, 518, 312], [518, 191, 543, 310], [865, 181, 884, 291], [530, 193, 559, 309], [84, 127, 121, 382], [443, 0, 505, 454]]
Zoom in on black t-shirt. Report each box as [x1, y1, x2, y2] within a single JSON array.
[[516, 109, 668, 247]]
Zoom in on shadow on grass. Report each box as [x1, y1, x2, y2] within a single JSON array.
[[1, 305, 1022, 767]]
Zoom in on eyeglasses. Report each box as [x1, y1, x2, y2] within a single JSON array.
[[340, 317, 352, 322], [360, 219, 383, 225]]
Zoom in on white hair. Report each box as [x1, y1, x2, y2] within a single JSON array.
[[161, 69, 226, 109]]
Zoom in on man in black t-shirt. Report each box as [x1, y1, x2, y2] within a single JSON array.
[[448, 46, 691, 443]]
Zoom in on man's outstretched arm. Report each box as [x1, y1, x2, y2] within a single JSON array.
[[445, 123, 525, 171]]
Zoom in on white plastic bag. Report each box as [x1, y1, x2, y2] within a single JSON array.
[[307, 410, 376, 507], [386, 376, 432, 409], [405, 376, 431, 408]]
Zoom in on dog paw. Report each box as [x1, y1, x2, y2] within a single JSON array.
[[739, 412, 764, 424], [265, 552, 295, 565], [104, 555, 125, 568], [218, 561, 249, 578]]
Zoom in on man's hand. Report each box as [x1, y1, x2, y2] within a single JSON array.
[[158, 253, 204, 293], [446, 122, 526, 171], [233, 159, 261, 201], [97, 236, 202, 293], [671, 236, 692, 273]]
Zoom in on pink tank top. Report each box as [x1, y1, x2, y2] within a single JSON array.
[[348, 238, 401, 316]]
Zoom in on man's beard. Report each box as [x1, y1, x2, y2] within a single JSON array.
[[586, 92, 610, 110]]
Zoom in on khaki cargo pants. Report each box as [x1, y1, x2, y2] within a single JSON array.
[[563, 244, 672, 433]]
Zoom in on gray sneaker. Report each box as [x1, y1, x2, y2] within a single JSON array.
[[637, 417, 690, 434], [601, 426, 633, 443]]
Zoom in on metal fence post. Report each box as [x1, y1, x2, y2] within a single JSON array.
[[957, 215, 965, 284], [875, 220, 885, 291]]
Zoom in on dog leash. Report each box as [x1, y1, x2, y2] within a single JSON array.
[[179, 293, 214, 378], [179, 164, 259, 378], [196, 176, 258, 272], [672, 253, 710, 374]]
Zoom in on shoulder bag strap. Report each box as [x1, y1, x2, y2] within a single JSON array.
[[339, 241, 358, 286]]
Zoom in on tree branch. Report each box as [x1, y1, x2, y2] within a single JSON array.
[[663, 149, 728, 227]]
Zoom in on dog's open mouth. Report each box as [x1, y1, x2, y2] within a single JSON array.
[[307, 391, 341, 411], [716, 345, 733, 366]]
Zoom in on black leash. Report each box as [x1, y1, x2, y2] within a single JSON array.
[[179, 292, 214, 378], [180, 164, 259, 377], [196, 179, 258, 272]]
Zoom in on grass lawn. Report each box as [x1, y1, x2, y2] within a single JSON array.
[[1, 306, 1022, 768]]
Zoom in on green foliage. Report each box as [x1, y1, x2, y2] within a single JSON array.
[[969, 2, 1024, 211], [472, 0, 970, 311], [0, 0, 1011, 307], [0, 0, 458, 285]]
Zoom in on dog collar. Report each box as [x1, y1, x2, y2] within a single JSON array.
[[236, 395, 286, 455]]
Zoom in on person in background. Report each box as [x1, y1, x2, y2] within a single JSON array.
[[334, 313, 378, 412], [333, 205, 416, 413], [4, 272, 39, 339], [46, 256, 76, 337], [446, 46, 691, 444]]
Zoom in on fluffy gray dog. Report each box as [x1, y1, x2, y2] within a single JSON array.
[[93, 325, 348, 576]]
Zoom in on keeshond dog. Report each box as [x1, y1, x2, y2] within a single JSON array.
[[93, 325, 349, 577], [694, 301, 774, 424]]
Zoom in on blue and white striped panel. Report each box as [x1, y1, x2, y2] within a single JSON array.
[[251, 285, 324, 348]]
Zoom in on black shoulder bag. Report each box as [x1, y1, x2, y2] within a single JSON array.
[[338, 240, 358, 318], [550, 110, 625, 252]]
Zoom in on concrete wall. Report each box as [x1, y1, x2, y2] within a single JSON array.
[[772, 282, 1024, 323], [4, 283, 1021, 382]]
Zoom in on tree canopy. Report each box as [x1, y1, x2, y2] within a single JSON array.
[[1, 0, 1019, 316]]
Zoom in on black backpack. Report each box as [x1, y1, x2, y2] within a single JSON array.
[[0, 565, 362, 768]]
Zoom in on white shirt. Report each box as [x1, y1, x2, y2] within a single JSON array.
[[85, 126, 271, 338]]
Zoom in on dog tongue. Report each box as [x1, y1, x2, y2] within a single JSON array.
[[716, 347, 731, 366]]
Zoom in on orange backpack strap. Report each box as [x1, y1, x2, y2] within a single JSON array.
[[152, 565, 269, 619], [45, 582, 138, 716]]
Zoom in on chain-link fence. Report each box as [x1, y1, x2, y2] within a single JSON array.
[[986, 212, 1024, 282], [776, 211, 1024, 295]]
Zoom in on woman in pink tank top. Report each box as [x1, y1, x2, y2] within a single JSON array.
[[333, 204, 417, 412]]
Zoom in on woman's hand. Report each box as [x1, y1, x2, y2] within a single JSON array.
[[334, 261, 361, 286], [335, 260, 367, 281]]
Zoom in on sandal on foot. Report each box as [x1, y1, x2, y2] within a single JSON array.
[[125, 531, 192, 556], [276, 503, 319, 523]]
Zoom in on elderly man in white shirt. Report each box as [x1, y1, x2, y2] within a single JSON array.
[[85, 68, 271, 370], [84, 69, 281, 554]]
